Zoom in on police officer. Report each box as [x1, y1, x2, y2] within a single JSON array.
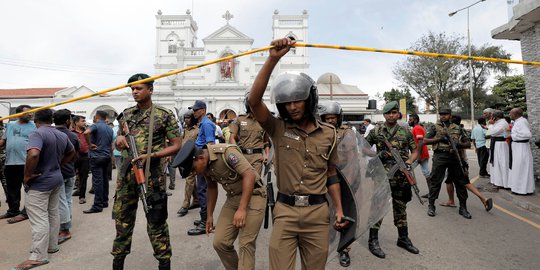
[[112, 73, 182, 270], [248, 38, 349, 270], [173, 139, 265, 270], [424, 108, 472, 219], [229, 93, 270, 176], [318, 101, 355, 267], [177, 109, 200, 217], [365, 101, 419, 258]]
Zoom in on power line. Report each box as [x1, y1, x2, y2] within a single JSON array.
[[0, 60, 131, 76]]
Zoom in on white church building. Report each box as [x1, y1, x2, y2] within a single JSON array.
[[1, 10, 373, 123]]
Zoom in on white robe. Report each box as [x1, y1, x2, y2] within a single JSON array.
[[508, 117, 535, 194], [486, 119, 509, 187]]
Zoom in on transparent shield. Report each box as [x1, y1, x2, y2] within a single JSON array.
[[327, 130, 392, 258]]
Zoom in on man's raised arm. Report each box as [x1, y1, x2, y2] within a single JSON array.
[[248, 38, 295, 126]]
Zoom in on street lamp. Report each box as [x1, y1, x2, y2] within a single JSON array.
[[449, 0, 486, 127]]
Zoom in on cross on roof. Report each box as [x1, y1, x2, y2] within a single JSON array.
[[222, 10, 234, 24]]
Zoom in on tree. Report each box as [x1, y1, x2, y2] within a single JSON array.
[[377, 88, 416, 114], [393, 32, 464, 112], [492, 75, 526, 113]]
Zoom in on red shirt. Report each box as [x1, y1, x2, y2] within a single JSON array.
[[72, 129, 89, 154], [411, 125, 429, 160]]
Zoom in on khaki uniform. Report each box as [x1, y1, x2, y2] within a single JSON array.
[[111, 104, 180, 261], [366, 124, 416, 229], [229, 114, 269, 176], [181, 125, 200, 209], [206, 144, 266, 270], [261, 117, 338, 270]]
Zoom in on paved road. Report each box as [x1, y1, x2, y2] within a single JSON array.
[[1, 150, 539, 270]]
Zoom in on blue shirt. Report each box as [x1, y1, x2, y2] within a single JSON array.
[[89, 120, 113, 159], [26, 125, 74, 192], [470, 124, 486, 148], [112, 126, 121, 157], [56, 126, 80, 178], [2, 121, 36, 165], [195, 116, 216, 147]]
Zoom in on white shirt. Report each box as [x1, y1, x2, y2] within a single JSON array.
[[364, 123, 375, 138], [486, 119, 508, 138], [511, 117, 532, 141]]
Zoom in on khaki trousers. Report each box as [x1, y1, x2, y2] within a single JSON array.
[[213, 194, 266, 270], [269, 202, 330, 270], [181, 174, 199, 209]]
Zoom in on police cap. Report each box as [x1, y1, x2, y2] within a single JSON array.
[[382, 101, 399, 114], [439, 108, 452, 115], [171, 139, 198, 178]]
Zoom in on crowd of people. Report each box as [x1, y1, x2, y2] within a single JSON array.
[[0, 37, 537, 270]]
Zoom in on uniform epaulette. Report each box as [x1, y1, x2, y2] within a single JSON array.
[[154, 105, 174, 114]]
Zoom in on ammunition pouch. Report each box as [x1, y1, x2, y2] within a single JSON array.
[[390, 179, 412, 203], [146, 191, 168, 224]]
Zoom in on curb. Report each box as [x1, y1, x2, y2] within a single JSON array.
[[498, 190, 540, 215]]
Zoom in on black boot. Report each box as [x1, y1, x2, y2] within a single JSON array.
[[368, 229, 385, 259], [397, 227, 419, 254], [188, 212, 206, 236], [427, 203, 436, 217], [158, 260, 171, 270], [112, 257, 125, 270], [339, 249, 351, 267], [459, 204, 472, 219]]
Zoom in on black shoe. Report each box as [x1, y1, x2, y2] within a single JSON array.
[[177, 207, 188, 217], [158, 260, 171, 270], [113, 258, 125, 270], [339, 250, 351, 267], [193, 219, 201, 226], [188, 203, 200, 210], [72, 190, 80, 197], [397, 227, 419, 254], [368, 229, 385, 259], [168, 184, 175, 190], [89, 188, 94, 194], [420, 193, 428, 198], [187, 223, 206, 236], [83, 208, 102, 214], [427, 204, 436, 217], [459, 206, 472, 219]]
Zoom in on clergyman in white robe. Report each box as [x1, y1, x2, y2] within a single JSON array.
[[508, 116, 535, 194], [486, 118, 509, 188]]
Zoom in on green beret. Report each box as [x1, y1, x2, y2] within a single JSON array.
[[439, 108, 452, 114], [382, 101, 399, 114]]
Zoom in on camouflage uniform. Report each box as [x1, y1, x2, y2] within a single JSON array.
[[426, 121, 470, 205], [111, 104, 180, 262], [0, 125, 7, 200], [366, 123, 417, 229]]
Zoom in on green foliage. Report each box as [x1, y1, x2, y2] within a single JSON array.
[[379, 88, 416, 114], [492, 75, 526, 114]]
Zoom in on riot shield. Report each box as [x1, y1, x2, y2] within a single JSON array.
[[328, 130, 392, 258]]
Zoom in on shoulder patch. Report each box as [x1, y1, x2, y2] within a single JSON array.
[[154, 105, 173, 114], [227, 153, 239, 166]]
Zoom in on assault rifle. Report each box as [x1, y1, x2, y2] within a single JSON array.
[[263, 150, 275, 229], [384, 140, 424, 205], [442, 123, 467, 176], [122, 121, 150, 214]]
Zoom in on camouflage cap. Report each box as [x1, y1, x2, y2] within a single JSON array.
[[382, 101, 399, 114], [171, 139, 198, 178], [439, 108, 452, 114]]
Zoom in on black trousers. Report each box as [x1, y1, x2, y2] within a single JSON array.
[[428, 152, 469, 206], [476, 146, 489, 176], [75, 154, 90, 198], [90, 157, 110, 210], [4, 165, 27, 216]]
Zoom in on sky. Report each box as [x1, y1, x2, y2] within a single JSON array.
[[0, 0, 524, 100]]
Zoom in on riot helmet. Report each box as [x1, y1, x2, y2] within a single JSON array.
[[270, 72, 318, 121], [318, 101, 343, 127], [182, 109, 196, 127]]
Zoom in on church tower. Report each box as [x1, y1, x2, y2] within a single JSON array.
[[154, 9, 198, 95], [272, 10, 309, 74]]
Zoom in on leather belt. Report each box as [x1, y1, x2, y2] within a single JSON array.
[[241, 148, 264, 155], [277, 192, 327, 207], [513, 139, 529, 143]]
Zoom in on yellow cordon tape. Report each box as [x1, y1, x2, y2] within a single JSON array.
[[1, 42, 539, 121]]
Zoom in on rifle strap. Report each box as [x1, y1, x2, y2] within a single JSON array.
[[144, 105, 156, 182]]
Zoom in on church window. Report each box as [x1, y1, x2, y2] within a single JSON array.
[[168, 44, 177, 54]]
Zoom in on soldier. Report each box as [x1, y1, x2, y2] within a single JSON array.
[[318, 101, 356, 267], [248, 38, 349, 270], [365, 101, 419, 258], [229, 93, 270, 176], [173, 139, 266, 270], [177, 109, 200, 217], [423, 108, 472, 219], [111, 73, 182, 270]]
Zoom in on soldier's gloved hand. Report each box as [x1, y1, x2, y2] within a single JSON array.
[[206, 216, 214, 236], [233, 208, 247, 228]]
